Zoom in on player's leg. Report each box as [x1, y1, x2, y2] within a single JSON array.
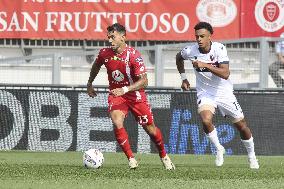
[[198, 96, 225, 167], [143, 123, 175, 170], [131, 101, 175, 170], [143, 124, 166, 158], [217, 97, 259, 169], [199, 108, 225, 166], [233, 118, 259, 169], [108, 96, 137, 169]]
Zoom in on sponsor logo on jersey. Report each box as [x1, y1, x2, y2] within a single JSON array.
[[112, 70, 124, 82], [112, 56, 120, 61], [135, 57, 143, 63], [255, 0, 284, 32], [111, 56, 124, 61], [196, 62, 219, 72], [110, 55, 130, 64], [196, 0, 237, 27], [196, 67, 210, 72]]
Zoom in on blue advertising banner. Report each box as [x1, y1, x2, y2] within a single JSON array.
[[0, 87, 283, 155]]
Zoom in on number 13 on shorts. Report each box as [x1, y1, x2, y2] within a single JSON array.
[[137, 115, 149, 125], [233, 101, 242, 113]]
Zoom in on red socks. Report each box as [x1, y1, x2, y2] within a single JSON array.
[[150, 127, 167, 158], [115, 127, 166, 159], [114, 127, 133, 159]]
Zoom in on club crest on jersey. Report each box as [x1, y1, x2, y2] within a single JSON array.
[[112, 70, 124, 82], [210, 55, 214, 61]]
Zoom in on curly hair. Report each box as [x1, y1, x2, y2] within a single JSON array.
[[194, 22, 214, 34]]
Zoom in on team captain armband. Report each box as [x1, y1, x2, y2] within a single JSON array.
[[180, 73, 188, 81]]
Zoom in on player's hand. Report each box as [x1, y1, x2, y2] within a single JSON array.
[[111, 88, 125, 97], [181, 79, 190, 91], [192, 60, 206, 69], [87, 85, 97, 97]]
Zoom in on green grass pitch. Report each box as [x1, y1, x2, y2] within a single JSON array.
[[0, 151, 284, 189]]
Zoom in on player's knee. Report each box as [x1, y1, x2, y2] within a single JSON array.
[[201, 118, 212, 127], [113, 123, 124, 129], [238, 125, 247, 132], [112, 119, 124, 129], [110, 112, 125, 127], [234, 120, 249, 132]]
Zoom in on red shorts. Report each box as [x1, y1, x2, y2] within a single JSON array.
[[108, 95, 154, 126]]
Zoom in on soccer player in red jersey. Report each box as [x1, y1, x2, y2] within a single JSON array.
[[87, 23, 175, 170]]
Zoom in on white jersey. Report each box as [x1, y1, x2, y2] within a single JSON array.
[[181, 42, 233, 97]]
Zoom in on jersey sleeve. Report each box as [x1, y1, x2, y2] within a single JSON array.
[[94, 49, 105, 66], [130, 50, 147, 76], [217, 44, 229, 64], [180, 45, 193, 60]]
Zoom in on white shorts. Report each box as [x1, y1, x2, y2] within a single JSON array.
[[197, 92, 244, 123]]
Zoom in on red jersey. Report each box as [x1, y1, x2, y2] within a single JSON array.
[[95, 45, 147, 102]]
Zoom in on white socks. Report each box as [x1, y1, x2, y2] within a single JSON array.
[[207, 129, 256, 159], [206, 128, 223, 150], [241, 137, 256, 159]]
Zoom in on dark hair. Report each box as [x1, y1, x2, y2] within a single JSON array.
[[107, 23, 126, 36], [194, 22, 214, 34]]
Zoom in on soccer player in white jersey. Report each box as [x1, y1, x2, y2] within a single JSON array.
[[175, 22, 259, 169]]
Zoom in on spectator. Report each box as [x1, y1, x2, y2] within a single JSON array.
[[269, 33, 284, 88]]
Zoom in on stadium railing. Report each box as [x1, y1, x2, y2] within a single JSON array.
[[0, 37, 283, 89]]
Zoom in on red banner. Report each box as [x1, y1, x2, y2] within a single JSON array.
[[241, 0, 284, 38], [0, 0, 241, 40], [0, 0, 282, 40]]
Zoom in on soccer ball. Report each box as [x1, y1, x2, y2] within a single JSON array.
[[83, 149, 104, 169]]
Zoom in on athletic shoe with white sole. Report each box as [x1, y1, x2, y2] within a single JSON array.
[[249, 157, 259, 169], [128, 157, 138, 169], [215, 146, 225, 167], [161, 154, 175, 170]]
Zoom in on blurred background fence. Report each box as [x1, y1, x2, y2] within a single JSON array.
[[0, 37, 283, 89]]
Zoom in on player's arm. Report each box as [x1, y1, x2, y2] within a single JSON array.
[[128, 73, 148, 91], [111, 73, 148, 97], [176, 52, 190, 91], [206, 63, 230, 79], [87, 62, 102, 97], [192, 60, 230, 79], [176, 52, 186, 74]]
